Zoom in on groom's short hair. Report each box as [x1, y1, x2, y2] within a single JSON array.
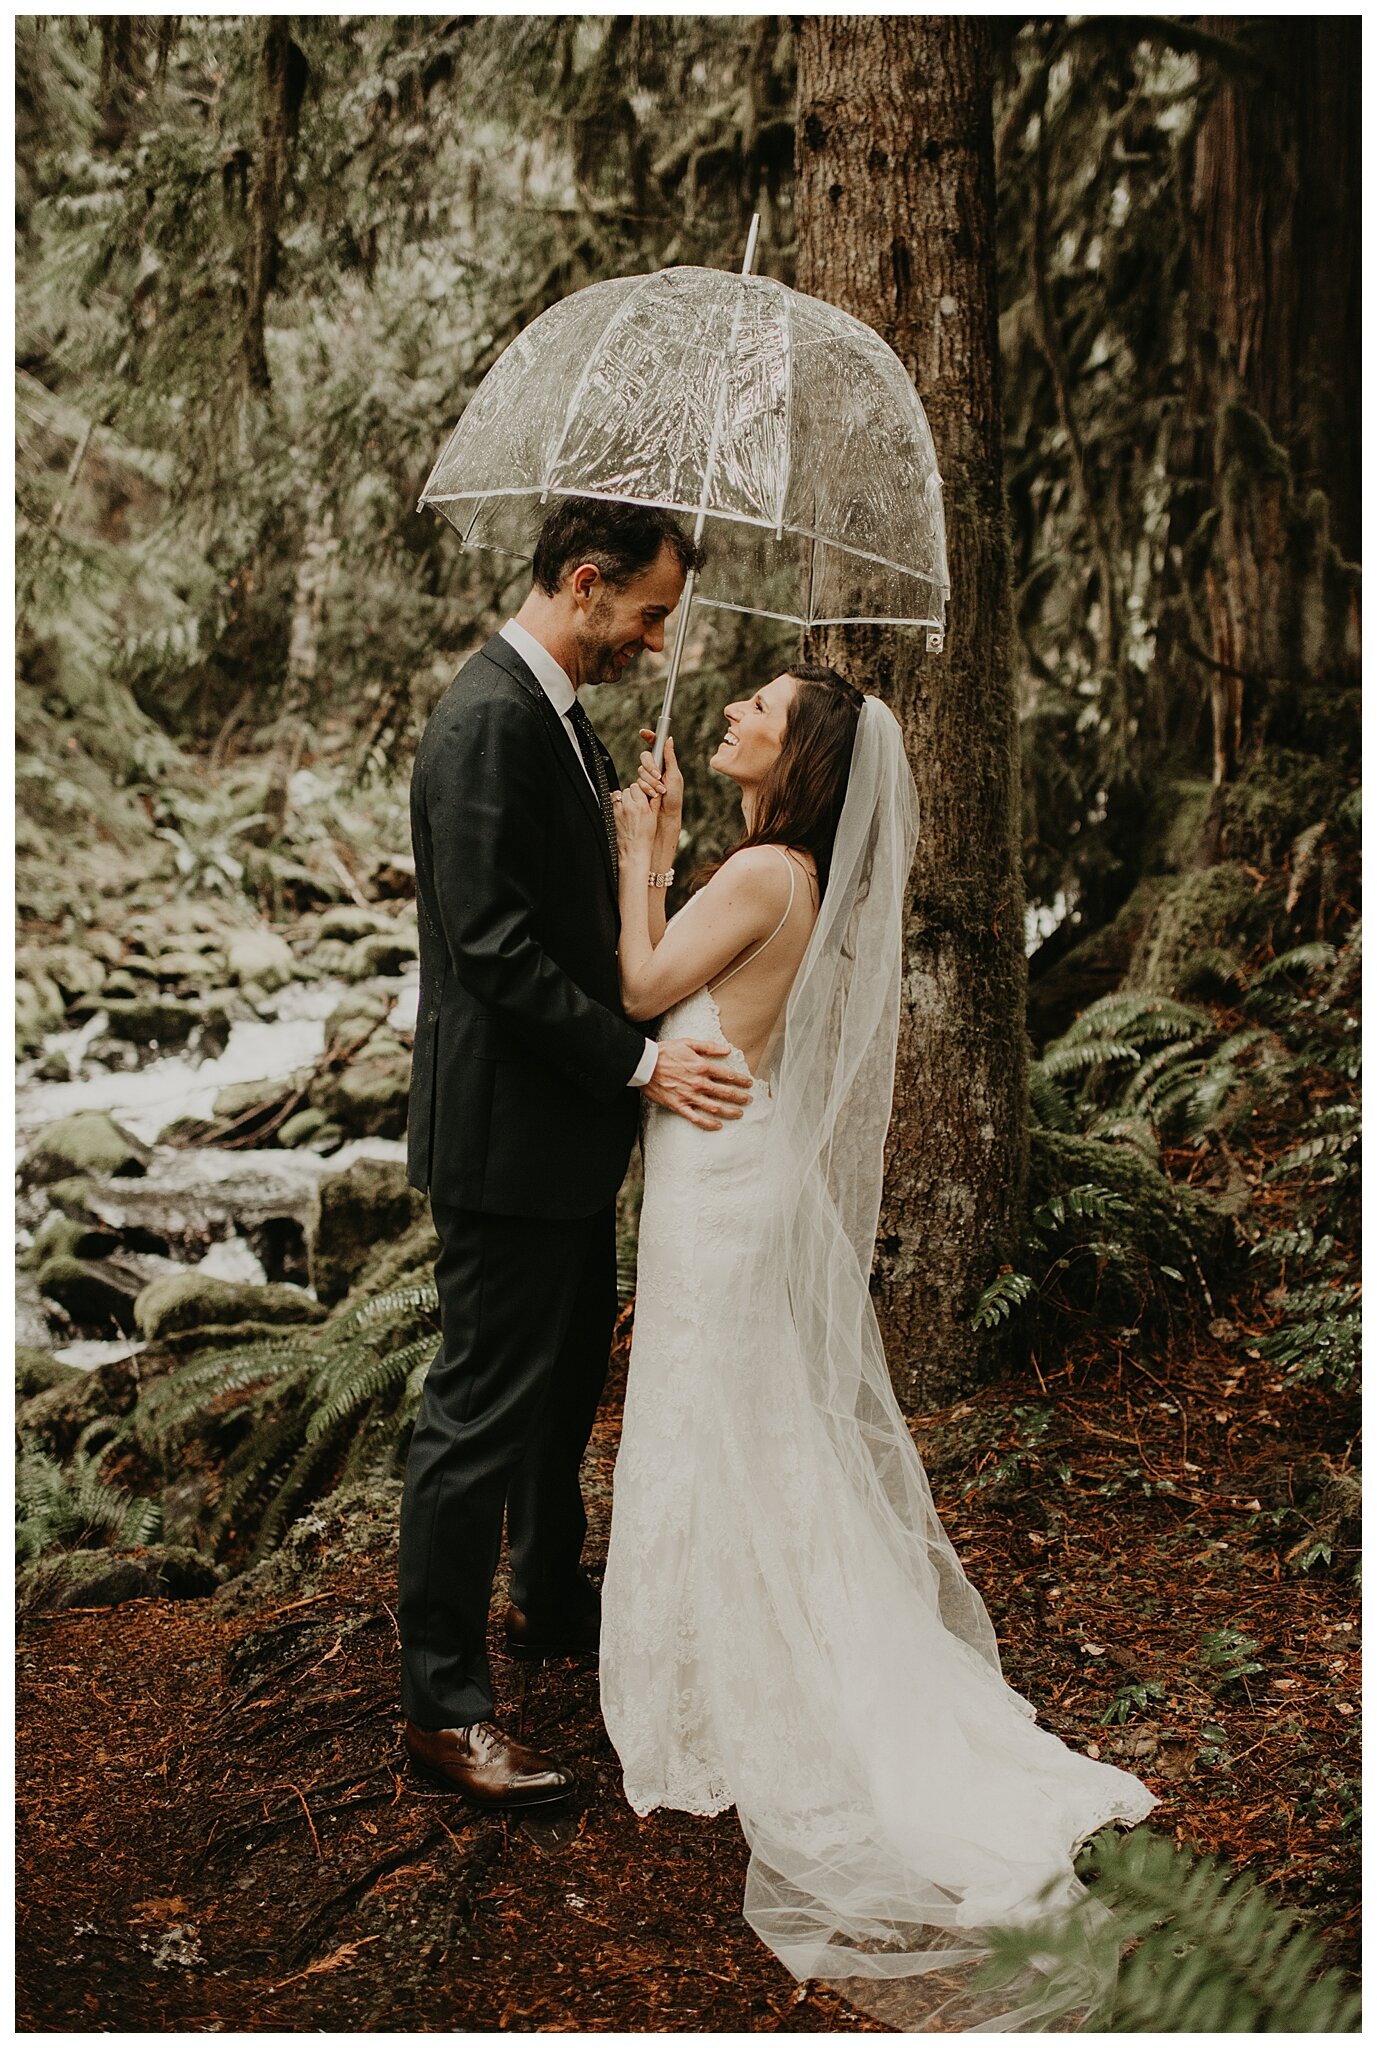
[[530, 497, 703, 596]]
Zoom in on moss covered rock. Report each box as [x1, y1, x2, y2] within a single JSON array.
[[313, 1155, 429, 1307], [16, 1346, 83, 1401], [278, 1106, 329, 1149], [16, 1544, 224, 1620], [225, 928, 296, 993], [35, 1253, 149, 1333], [16, 967, 66, 1053], [322, 989, 390, 1056], [20, 1111, 151, 1188], [342, 929, 419, 981], [16, 1347, 149, 1459], [1127, 864, 1283, 997], [134, 1272, 327, 1343], [315, 1053, 411, 1140]]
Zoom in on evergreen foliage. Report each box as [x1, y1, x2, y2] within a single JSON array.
[[15, 1441, 162, 1565], [129, 1279, 441, 1563], [974, 1823, 1361, 2032]]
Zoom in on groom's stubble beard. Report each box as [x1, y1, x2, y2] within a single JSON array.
[[575, 589, 642, 689]]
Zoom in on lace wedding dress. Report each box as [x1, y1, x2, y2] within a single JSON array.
[[599, 704, 1160, 2031]]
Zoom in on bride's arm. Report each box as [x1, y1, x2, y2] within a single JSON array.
[[615, 800, 786, 1024]]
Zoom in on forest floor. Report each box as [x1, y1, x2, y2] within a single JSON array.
[[16, 1250, 1359, 2032]]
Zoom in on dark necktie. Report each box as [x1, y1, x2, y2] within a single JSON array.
[[566, 697, 620, 881]]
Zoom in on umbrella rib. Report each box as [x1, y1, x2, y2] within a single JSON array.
[[536, 275, 656, 501], [774, 286, 794, 543]]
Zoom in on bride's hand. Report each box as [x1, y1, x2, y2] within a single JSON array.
[[614, 780, 659, 862], [637, 730, 683, 832]]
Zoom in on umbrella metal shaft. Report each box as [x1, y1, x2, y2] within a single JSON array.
[[651, 214, 761, 774]]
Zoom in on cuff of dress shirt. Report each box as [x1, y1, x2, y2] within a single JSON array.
[[629, 1038, 658, 1087]]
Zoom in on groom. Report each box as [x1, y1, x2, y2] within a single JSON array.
[[399, 497, 752, 1810]]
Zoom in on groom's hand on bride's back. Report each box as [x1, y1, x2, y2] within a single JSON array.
[[643, 1039, 751, 1129]]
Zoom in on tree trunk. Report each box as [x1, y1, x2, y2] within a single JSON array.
[[243, 20, 308, 393], [796, 17, 1026, 1410], [1184, 18, 1360, 799]]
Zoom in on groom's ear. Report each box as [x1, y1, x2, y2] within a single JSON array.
[[568, 561, 601, 608]]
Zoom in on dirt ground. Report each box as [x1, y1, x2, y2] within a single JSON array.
[[16, 1277, 1359, 2031]]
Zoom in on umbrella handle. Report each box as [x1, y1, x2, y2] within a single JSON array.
[[651, 566, 697, 771]]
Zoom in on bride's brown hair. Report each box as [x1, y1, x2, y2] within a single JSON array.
[[699, 664, 866, 899]]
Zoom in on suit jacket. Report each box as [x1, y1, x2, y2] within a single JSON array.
[[406, 632, 645, 1217]]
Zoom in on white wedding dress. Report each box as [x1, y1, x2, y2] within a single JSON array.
[[599, 705, 1160, 2031]]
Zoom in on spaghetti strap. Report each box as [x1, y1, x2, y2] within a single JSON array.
[[707, 848, 798, 995]]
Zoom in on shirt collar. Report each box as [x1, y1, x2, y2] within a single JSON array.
[[500, 618, 576, 717]]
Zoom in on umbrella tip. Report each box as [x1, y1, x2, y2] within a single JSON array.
[[741, 214, 761, 277]]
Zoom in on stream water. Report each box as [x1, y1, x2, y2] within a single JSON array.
[[17, 973, 419, 1368]]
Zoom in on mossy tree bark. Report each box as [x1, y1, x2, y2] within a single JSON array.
[[243, 21, 309, 394], [1182, 18, 1360, 802], [796, 17, 1026, 1410]]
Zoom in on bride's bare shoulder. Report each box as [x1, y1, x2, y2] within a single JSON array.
[[706, 844, 802, 900]]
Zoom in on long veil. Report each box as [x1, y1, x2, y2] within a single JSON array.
[[741, 695, 1157, 2030]]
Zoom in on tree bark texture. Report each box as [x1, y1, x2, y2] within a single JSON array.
[[1185, 18, 1360, 790], [243, 21, 308, 393], [796, 17, 1026, 1410]]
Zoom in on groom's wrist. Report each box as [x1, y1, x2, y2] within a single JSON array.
[[629, 1038, 658, 1087]]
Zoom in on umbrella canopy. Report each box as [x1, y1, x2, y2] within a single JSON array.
[[420, 261, 949, 638]]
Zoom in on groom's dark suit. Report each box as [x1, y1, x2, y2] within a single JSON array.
[[399, 630, 646, 1730]]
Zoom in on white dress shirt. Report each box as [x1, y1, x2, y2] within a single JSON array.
[[499, 618, 658, 1089]]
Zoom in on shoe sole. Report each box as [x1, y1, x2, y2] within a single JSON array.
[[406, 1754, 577, 1812], [503, 1637, 599, 1662]]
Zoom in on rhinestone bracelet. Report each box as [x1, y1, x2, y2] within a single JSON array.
[[648, 867, 676, 889]]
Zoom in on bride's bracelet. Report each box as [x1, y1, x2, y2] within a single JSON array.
[[648, 867, 675, 890]]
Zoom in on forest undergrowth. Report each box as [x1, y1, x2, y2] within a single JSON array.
[[16, 1236, 1359, 2030]]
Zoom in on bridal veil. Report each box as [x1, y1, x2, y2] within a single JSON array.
[[738, 693, 1158, 2030]]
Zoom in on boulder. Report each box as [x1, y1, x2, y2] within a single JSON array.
[[16, 968, 66, 1053], [94, 995, 202, 1049], [210, 1074, 306, 1142], [16, 1348, 149, 1460], [315, 1051, 411, 1140], [17, 1544, 224, 1621], [153, 949, 224, 988], [225, 928, 296, 994], [134, 1272, 327, 1344], [317, 906, 396, 943], [323, 989, 390, 1056], [20, 1111, 150, 1188], [367, 852, 416, 899], [16, 1346, 83, 1401], [22, 1210, 119, 1270], [313, 1156, 429, 1307], [278, 1106, 329, 1149], [38, 1251, 180, 1335], [343, 930, 419, 981], [307, 937, 356, 976], [18, 943, 106, 1002]]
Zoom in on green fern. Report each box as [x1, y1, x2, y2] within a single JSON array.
[[971, 1269, 1036, 1329], [972, 1825, 1359, 2031], [16, 1445, 163, 1565], [128, 1265, 442, 1560]]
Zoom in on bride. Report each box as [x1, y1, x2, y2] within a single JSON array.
[[602, 665, 1159, 2031]]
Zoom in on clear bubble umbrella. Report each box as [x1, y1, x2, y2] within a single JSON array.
[[419, 218, 949, 766]]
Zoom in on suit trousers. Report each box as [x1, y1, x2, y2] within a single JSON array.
[[397, 1196, 617, 1730]]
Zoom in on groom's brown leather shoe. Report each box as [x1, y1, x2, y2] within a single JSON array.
[[503, 1600, 600, 1659], [402, 1717, 575, 1810]]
